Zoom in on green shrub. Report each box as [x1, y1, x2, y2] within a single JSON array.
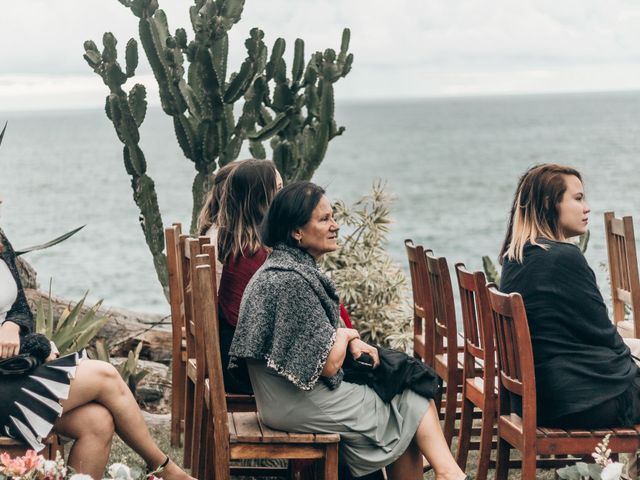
[[322, 182, 412, 352]]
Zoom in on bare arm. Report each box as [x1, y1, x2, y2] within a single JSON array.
[[321, 327, 360, 377]]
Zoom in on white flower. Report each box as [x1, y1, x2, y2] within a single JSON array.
[[600, 461, 624, 480], [69, 474, 94, 480], [107, 463, 133, 480]]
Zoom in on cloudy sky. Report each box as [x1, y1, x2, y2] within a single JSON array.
[[2, 0, 640, 110]]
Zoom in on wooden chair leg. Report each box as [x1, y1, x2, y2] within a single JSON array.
[[522, 450, 537, 480], [322, 443, 339, 480], [190, 381, 205, 473], [474, 405, 494, 480], [170, 357, 186, 447], [442, 379, 458, 445], [495, 437, 510, 480], [195, 405, 209, 480], [183, 378, 194, 468], [455, 397, 474, 469]]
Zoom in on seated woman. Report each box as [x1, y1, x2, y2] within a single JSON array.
[[499, 163, 640, 428], [0, 224, 193, 480], [229, 182, 468, 480], [208, 159, 282, 393]]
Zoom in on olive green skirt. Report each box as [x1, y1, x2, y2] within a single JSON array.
[[246, 360, 430, 477]]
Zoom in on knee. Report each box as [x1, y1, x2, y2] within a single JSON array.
[[87, 404, 115, 440]]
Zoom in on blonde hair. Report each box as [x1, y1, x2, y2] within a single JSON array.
[[216, 159, 278, 265], [499, 163, 583, 263]]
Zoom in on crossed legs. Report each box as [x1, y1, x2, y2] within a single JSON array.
[[57, 359, 192, 480]]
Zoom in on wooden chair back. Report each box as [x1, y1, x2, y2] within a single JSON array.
[[604, 211, 640, 334], [425, 250, 458, 363], [455, 264, 495, 386], [165, 223, 186, 446], [404, 239, 434, 365], [486, 285, 536, 435], [194, 261, 231, 477]]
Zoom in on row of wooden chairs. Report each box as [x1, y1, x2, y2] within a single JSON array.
[[165, 225, 340, 479], [406, 210, 640, 479]]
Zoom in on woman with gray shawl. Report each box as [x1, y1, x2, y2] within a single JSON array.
[[229, 182, 468, 480]]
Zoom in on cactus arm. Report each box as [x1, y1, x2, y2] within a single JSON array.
[[83, 32, 168, 296]]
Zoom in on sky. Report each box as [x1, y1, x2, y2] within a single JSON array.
[[2, 0, 640, 111]]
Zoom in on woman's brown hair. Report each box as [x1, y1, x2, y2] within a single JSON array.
[[499, 163, 583, 264], [196, 161, 244, 236], [216, 159, 278, 265]]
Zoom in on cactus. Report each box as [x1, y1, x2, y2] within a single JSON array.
[[83, 33, 168, 295], [84, 0, 352, 295]]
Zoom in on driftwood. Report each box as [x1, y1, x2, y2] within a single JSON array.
[[24, 289, 173, 363]]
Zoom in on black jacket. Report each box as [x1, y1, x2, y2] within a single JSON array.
[[342, 345, 438, 403], [501, 239, 637, 425], [0, 229, 34, 337]]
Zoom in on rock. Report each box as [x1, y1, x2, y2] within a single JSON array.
[[137, 385, 165, 403]]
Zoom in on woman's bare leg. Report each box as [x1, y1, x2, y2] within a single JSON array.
[[60, 360, 192, 480], [387, 438, 422, 480], [414, 400, 466, 480], [54, 403, 114, 479]]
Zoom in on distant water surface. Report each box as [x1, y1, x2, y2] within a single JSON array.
[[1, 91, 640, 313]]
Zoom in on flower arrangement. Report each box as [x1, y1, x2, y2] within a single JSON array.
[[557, 434, 625, 480], [0, 451, 153, 480]]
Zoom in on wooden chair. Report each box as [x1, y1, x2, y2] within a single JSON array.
[[604, 211, 640, 338], [487, 285, 640, 479], [190, 258, 340, 480], [404, 239, 435, 367], [425, 250, 463, 446], [0, 435, 62, 459], [166, 225, 255, 461], [454, 265, 496, 480]]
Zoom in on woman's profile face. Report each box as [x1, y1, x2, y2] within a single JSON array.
[[557, 174, 590, 240], [275, 169, 283, 191], [294, 195, 339, 260]]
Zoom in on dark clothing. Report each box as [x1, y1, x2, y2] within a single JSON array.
[[219, 313, 253, 394], [0, 229, 82, 452], [343, 346, 438, 403], [500, 239, 638, 426], [218, 248, 268, 327], [0, 229, 34, 336]]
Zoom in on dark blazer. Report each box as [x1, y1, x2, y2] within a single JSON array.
[[0, 229, 34, 336]]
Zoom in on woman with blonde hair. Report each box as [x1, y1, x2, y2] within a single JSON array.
[[499, 163, 640, 428]]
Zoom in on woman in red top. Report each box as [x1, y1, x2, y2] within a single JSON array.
[[214, 159, 282, 393]]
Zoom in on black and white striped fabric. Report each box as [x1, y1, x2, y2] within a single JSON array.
[[0, 350, 85, 451]]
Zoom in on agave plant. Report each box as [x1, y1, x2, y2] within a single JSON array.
[[35, 286, 109, 356], [92, 339, 149, 395]]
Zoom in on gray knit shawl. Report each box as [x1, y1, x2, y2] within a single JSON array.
[[229, 243, 342, 391]]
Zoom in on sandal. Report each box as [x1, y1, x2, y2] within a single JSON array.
[[146, 455, 170, 478]]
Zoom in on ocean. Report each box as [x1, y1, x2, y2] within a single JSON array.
[[1, 91, 640, 314]]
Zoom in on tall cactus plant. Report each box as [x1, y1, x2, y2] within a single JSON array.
[[83, 0, 352, 295]]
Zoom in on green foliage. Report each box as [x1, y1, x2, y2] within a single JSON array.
[[93, 339, 149, 394], [321, 182, 412, 352], [14, 225, 86, 257], [35, 288, 109, 356], [83, 1, 353, 297], [483, 231, 590, 288], [557, 434, 624, 480]]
